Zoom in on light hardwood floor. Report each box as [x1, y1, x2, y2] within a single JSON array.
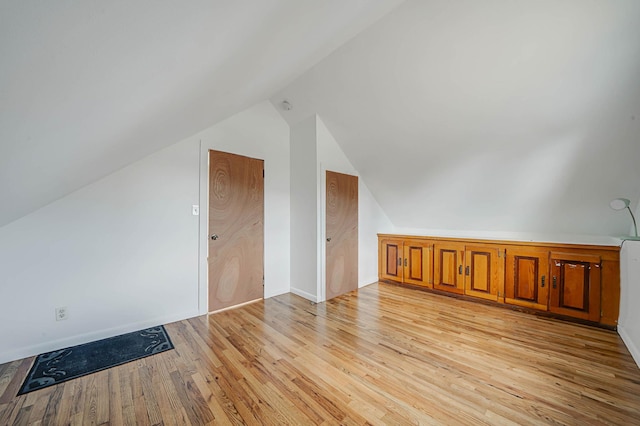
[[1, 282, 639, 425]]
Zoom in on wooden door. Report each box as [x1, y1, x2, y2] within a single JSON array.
[[208, 150, 264, 312], [505, 248, 549, 311], [326, 171, 358, 300], [380, 238, 403, 283], [403, 240, 433, 287], [433, 242, 464, 294], [464, 245, 501, 301], [549, 252, 601, 321]]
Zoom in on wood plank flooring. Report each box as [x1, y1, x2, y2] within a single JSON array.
[[1, 282, 640, 425]]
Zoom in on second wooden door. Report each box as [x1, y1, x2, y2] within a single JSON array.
[[326, 171, 358, 300], [208, 150, 264, 312]]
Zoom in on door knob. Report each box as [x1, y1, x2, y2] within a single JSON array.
[[210, 234, 219, 240], [326, 237, 332, 242]]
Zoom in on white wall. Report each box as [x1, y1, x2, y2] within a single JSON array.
[[289, 114, 393, 302], [0, 138, 200, 364], [0, 101, 290, 364], [619, 240, 640, 367], [196, 101, 291, 306], [316, 116, 393, 292], [619, 199, 640, 367], [290, 116, 320, 301], [359, 183, 395, 284], [0, 1, 404, 229], [273, 0, 640, 239]]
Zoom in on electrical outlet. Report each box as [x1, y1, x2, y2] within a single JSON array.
[[55, 307, 68, 321]]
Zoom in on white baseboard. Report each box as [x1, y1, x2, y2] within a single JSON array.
[[359, 277, 379, 288], [290, 287, 318, 303], [618, 326, 640, 369], [265, 287, 290, 299], [0, 310, 200, 365]]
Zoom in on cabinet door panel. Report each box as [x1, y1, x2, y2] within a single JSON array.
[[559, 262, 588, 310], [441, 250, 458, 284], [471, 253, 489, 292], [550, 252, 600, 322], [505, 249, 549, 311], [380, 239, 403, 282], [434, 243, 464, 294], [464, 245, 501, 301], [403, 241, 433, 287], [515, 257, 537, 300]]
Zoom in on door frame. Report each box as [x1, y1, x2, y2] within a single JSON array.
[[197, 144, 267, 315]]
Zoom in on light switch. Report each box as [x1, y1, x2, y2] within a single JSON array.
[[192, 205, 199, 216]]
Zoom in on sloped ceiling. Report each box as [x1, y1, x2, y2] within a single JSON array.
[[0, 0, 404, 227], [274, 0, 640, 237]]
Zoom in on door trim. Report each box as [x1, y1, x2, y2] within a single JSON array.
[[197, 145, 267, 315], [207, 149, 264, 312]]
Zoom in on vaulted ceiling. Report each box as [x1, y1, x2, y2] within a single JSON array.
[[274, 0, 640, 237], [0, 0, 403, 227], [3, 0, 639, 238]]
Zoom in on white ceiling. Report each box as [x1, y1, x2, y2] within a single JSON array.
[[3, 0, 639, 238], [0, 0, 403, 227], [274, 0, 640, 236]]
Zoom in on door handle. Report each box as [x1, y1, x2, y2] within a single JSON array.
[[552, 276, 557, 289], [398, 257, 402, 266], [458, 265, 463, 275], [541, 275, 545, 287], [210, 234, 219, 240], [326, 237, 332, 242], [465, 266, 470, 276], [404, 258, 407, 267]]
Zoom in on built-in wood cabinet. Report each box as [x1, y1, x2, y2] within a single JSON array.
[[433, 242, 464, 294], [379, 238, 432, 287], [403, 240, 433, 287], [433, 242, 503, 301], [505, 247, 549, 311], [549, 252, 601, 322], [379, 234, 621, 327], [380, 238, 404, 282], [464, 245, 503, 302]]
